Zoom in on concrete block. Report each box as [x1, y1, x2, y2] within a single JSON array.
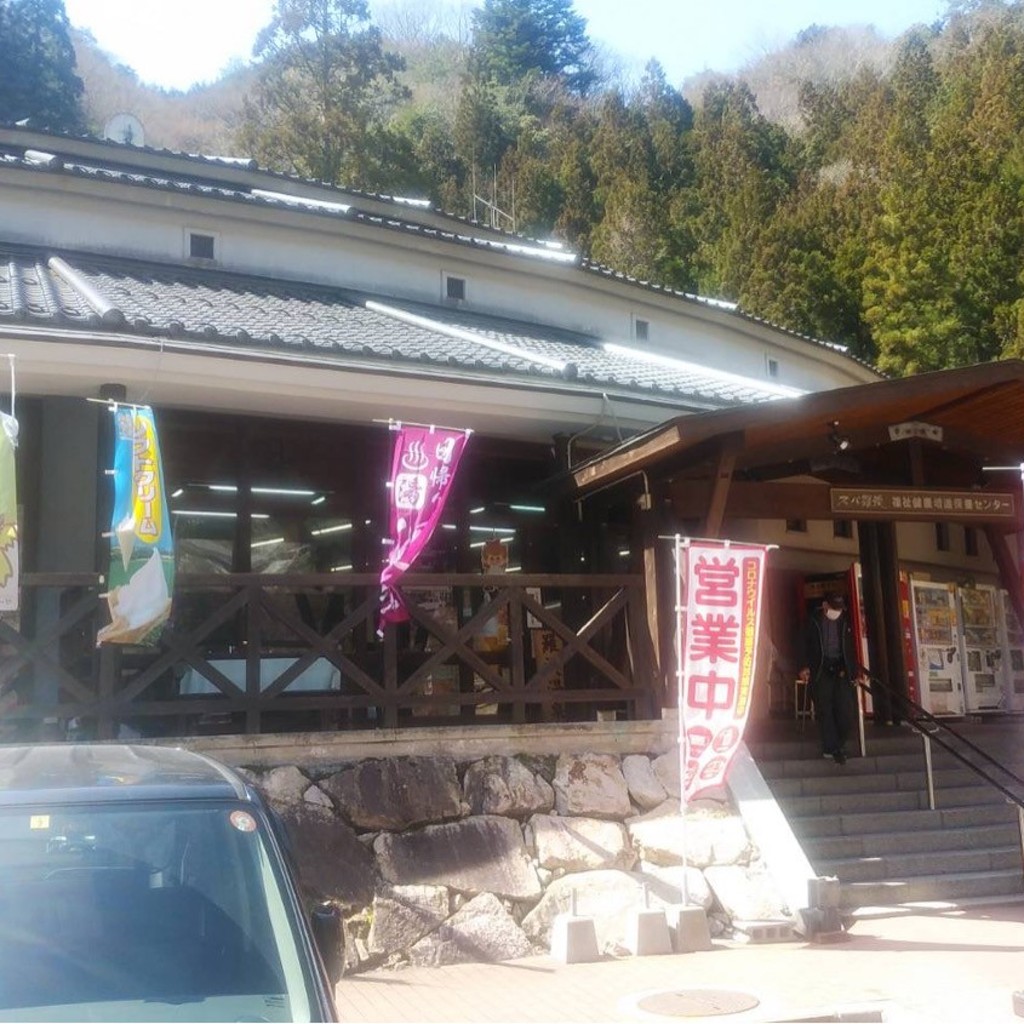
[[549, 913, 601, 964], [808, 875, 841, 910], [625, 908, 672, 956], [795, 906, 843, 940], [731, 919, 795, 943], [667, 905, 713, 952]]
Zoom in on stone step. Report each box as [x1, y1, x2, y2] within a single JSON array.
[[749, 733, 924, 762], [791, 802, 1018, 839], [805, 822, 1021, 860], [933, 784, 1015, 808], [777, 789, 924, 817], [839, 868, 1024, 909], [766, 765, 987, 799], [758, 752, 938, 780], [759, 750, 1024, 783], [819, 845, 1022, 883]]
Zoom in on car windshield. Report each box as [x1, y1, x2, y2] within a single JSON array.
[[0, 800, 316, 1022]]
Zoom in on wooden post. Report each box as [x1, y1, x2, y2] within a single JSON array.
[[701, 439, 739, 539], [984, 527, 1024, 630]]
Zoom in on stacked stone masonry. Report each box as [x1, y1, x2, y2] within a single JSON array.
[[247, 750, 790, 971]]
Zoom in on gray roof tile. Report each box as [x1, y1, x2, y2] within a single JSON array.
[[0, 244, 800, 408]]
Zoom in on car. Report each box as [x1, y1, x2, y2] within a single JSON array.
[[0, 743, 341, 1022]]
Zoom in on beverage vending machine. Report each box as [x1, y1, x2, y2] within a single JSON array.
[[955, 584, 1005, 712], [997, 588, 1024, 711], [908, 578, 965, 716]]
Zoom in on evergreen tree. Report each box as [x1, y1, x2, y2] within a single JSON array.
[[470, 0, 597, 96], [0, 0, 84, 131], [238, 0, 408, 187], [687, 80, 797, 299]]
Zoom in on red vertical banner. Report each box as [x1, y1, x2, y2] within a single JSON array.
[[676, 539, 769, 803], [379, 424, 471, 630]]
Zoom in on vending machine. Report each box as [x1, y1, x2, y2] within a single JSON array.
[[997, 588, 1024, 711], [908, 578, 965, 716], [955, 584, 1005, 712]]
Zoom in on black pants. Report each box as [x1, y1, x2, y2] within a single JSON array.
[[813, 666, 856, 755]]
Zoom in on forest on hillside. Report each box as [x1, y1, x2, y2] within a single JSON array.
[[5, 0, 1024, 377]]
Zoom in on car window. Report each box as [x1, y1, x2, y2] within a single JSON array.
[[0, 801, 316, 1022]]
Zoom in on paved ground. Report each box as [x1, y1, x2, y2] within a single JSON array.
[[335, 899, 1024, 1023]]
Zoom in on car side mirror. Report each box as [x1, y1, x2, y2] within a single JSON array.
[[311, 901, 344, 983]]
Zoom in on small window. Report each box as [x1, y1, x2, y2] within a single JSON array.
[[445, 275, 466, 302], [935, 522, 950, 552], [766, 357, 779, 378], [964, 526, 979, 557], [786, 519, 807, 533], [833, 519, 853, 540], [189, 232, 215, 260], [634, 318, 650, 342]]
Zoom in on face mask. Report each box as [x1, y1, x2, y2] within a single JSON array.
[[825, 608, 842, 621]]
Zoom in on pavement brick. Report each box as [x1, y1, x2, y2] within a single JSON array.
[[334, 900, 1024, 1023]]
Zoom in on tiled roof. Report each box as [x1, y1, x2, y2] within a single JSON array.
[[0, 127, 875, 371], [0, 245, 800, 408]]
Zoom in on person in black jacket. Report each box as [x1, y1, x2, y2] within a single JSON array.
[[798, 592, 866, 764]]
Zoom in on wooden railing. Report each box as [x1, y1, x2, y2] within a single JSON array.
[[0, 572, 659, 739]]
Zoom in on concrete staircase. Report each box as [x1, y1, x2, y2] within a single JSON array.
[[750, 722, 1024, 911]]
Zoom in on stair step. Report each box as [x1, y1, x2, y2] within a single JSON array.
[[767, 766, 989, 799], [819, 846, 1022, 883], [759, 752, 937, 779], [839, 869, 1024, 909], [777, 790, 924, 816], [791, 802, 1017, 838], [805, 823, 1021, 860], [933, 784, 1014, 808], [749, 733, 924, 761]]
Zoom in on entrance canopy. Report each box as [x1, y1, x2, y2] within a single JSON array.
[[572, 360, 1024, 512]]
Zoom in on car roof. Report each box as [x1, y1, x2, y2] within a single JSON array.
[[0, 744, 251, 806]]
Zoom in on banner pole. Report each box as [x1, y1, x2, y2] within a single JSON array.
[[674, 533, 689, 905]]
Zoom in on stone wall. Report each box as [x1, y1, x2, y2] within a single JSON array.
[[243, 745, 790, 972]]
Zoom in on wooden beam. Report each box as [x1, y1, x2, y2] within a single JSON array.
[[701, 437, 739, 538], [669, 479, 1021, 526], [984, 527, 1024, 630]]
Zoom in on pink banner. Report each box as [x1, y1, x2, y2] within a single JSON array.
[[676, 540, 769, 802], [379, 424, 470, 628]]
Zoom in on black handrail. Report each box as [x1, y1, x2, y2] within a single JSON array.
[[857, 674, 1024, 813]]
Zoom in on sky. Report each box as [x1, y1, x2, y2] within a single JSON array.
[[62, 0, 949, 92]]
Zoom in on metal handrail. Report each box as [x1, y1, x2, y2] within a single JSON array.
[[856, 675, 1024, 813]]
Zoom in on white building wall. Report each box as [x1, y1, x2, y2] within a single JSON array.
[[0, 173, 877, 395]]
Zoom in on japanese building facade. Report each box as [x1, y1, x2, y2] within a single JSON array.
[[0, 122, 1016, 741]]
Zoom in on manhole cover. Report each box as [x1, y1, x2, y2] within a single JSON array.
[[635, 988, 760, 1018]]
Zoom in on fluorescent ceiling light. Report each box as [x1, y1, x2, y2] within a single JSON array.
[[330, 564, 353, 572], [506, 566, 522, 573], [311, 522, 353, 536], [468, 525, 515, 535], [171, 510, 269, 519], [509, 504, 545, 513], [442, 524, 457, 531], [171, 488, 184, 498], [251, 536, 285, 548], [310, 496, 327, 506], [206, 484, 316, 497], [470, 506, 485, 515]]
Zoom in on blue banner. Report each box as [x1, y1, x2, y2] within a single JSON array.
[[97, 405, 174, 645]]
